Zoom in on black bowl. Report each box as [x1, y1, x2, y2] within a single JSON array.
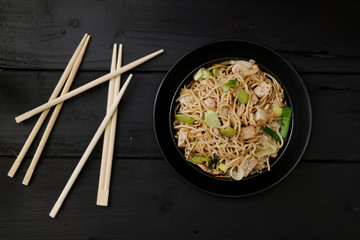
[[154, 40, 311, 196]]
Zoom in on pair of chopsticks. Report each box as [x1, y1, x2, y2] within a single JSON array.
[[14, 48, 163, 123], [8, 33, 164, 218], [50, 74, 133, 218], [8, 33, 91, 184], [97, 43, 123, 206]]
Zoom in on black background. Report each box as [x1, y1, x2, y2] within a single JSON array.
[[1, 1, 360, 239]]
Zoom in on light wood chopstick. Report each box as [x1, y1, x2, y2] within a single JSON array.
[[8, 33, 89, 177], [49, 74, 133, 218], [97, 43, 118, 205], [97, 44, 123, 206], [104, 43, 123, 204], [15, 49, 164, 123], [22, 35, 91, 186]]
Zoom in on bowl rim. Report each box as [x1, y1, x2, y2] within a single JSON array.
[[153, 39, 312, 197]]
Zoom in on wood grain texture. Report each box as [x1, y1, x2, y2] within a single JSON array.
[[1, 0, 360, 239], [1, 71, 359, 161], [0, 71, 162, 159], [0, 157, 359, 240], [1, 0, 360, 72]]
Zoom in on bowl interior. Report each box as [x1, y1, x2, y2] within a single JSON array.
[[169, 57, 294, 181]]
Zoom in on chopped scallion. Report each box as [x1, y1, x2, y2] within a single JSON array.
[[262, 126, 281, 141], [193, 68, 204, 80], [280, 106, 292, 139], [208, 157, 218, 169], [212, 67, 219, 76], [220, 127, 236, 137], [191, 155, 211, 164], [220, 79, 238, 92], [204, 110, 221, 127], [175, 114, 195, 124], [273, 105, 283, 117], [203, 69, 214, 78], [218, 163, 228, 172], [237, 88, 249, 104]]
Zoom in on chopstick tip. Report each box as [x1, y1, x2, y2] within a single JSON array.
[[49, 202, 62, 218], [15, 116, 21, 123]]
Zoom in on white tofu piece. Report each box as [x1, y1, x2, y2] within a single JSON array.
[[240, 126, 256, 139], [254, 82, 272, 98]]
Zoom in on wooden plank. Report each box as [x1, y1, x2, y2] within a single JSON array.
[[280, 52, 360, 74], [302, 73, 360, 161], [1, 0, 360, 73], [0, 70, 163, 159], [1, 1, 358, 239], [0, 157, 359, 239], [1, 70, 360, 161]]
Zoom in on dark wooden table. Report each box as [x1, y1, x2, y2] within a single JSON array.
[[1, 1, 360, 239]]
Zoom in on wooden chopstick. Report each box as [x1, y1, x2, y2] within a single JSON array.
[[49, 74, 133, 218], [15, 49, 164, 123], [8, 33, 89, 178], [22, 35, 91, 186], [97, 43, 118, 205], [97, 44, 123, 206], [104, 43, 123, 203]]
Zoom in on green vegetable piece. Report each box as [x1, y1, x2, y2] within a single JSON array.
[[191, 155, 211, 164], [220, 127, 236, 137], [193, 68, 204, 80], [218, 163, 228, 172], [225, 79, 238, 87], [273, 105, 283, 117], [262, 126, 281, 141], [208, 157, 218, 169], [280, 106, 292, 139], [203, 69, 214, 78], [175, 114, 195, 124], [221, 85, 230, 92], [237, 88, 249, 104], [204, 110, 221, 127], [212, 67, 219, 76], [220, 79, 238, 92]]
